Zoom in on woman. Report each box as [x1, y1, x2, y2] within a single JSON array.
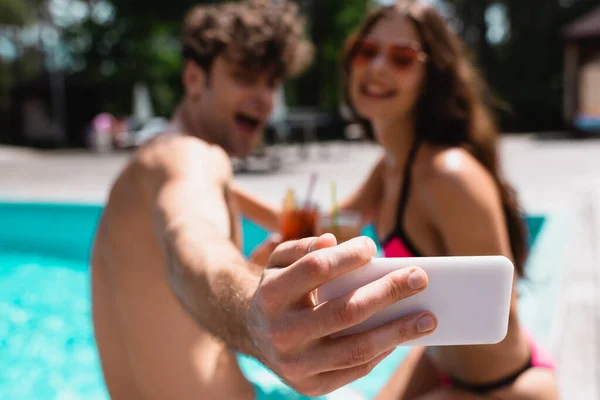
[[337, 3, 558, 399], [234, 2, 558, 398]]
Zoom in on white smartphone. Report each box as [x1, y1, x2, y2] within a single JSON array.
[[315, 256, 514, 346]]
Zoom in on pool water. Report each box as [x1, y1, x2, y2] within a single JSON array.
[[0, 254, 108, 400], [0, 203, 552, 399], [0, 253, 409, 400]]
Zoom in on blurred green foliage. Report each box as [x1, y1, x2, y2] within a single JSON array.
[[0, 0, 43, 26]]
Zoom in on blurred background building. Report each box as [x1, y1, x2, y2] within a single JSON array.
[[563, 6, 600, 135]]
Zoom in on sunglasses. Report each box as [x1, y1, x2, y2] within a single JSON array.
[[352, 39, 428, 71]]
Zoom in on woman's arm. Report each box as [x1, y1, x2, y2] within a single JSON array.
[[232, 156, 385, 232], [231, 182, 281, 232]]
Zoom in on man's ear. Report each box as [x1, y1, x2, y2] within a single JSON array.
[[182, 60, 206, 98]]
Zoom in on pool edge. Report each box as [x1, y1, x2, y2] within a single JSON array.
[[519, 211, 573, 352]]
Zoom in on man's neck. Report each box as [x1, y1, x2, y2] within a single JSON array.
[[172, 101, 214, 145]]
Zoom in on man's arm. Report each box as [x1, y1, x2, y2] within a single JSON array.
[[145, 137, 436, 397], [149, 138, 259, 355]]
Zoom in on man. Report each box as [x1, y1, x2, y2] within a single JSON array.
[[91, 1, 437, 399]]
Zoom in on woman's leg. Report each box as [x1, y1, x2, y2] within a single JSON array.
[[493, 367, 559, 400], [375, 347, 444, 400], [415, 367, 559, 400], [415, 389, 484, 400]]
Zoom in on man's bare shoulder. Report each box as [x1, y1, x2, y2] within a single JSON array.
[[127, 134, 232, 192], [135, 134, 231, 177]]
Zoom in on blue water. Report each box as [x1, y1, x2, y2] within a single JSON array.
[[0, 254, 108, 399], [0, 203, 548, 399], [0, 251, 408, 400]]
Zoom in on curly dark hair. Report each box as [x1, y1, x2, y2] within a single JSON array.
[[181, 0, 314, 79]]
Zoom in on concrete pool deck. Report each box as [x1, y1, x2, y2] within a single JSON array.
[[1, 134, 598, 398]]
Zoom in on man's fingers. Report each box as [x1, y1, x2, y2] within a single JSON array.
[[311, 234, 338, 251], [308, 267, 429, 338], [276, 236, 377, 304], [307, 311, 436, 374], [302, 349, 394, 396], [268, 234, 337, 268]]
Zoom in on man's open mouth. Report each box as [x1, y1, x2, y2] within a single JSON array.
[[235, 113, 261, 132]]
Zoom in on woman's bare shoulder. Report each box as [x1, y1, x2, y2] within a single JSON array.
[[414, 145, 501, 214]]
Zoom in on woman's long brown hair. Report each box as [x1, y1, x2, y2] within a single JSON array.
[[342, 1, 529, 276]]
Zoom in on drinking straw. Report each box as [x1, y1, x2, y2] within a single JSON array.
[[330, 181, 338, 227], [304, 172, 318, 209]]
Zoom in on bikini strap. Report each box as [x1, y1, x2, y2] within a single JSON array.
[[396, 139, 422, 230]]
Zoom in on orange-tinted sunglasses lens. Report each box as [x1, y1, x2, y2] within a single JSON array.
[[388, 45, 421, 69], [353, 40, 423, 71], [353, 40, 380, 66]]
